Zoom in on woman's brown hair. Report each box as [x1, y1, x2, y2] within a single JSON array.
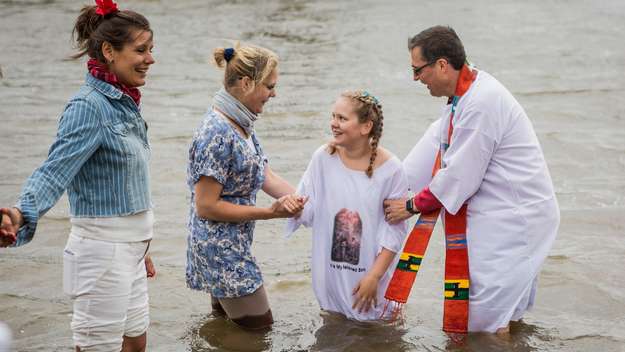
[[71, 5, 151, 62]]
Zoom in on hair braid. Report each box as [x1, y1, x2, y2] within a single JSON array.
[[365, 102, 383, 177]]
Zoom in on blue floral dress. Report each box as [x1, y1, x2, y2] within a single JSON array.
[[186, 110, 267, 298]]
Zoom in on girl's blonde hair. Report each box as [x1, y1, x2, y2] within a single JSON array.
[[328, 90, 384, 178], [213, 44, 278, 89]]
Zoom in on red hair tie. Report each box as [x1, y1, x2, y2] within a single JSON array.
[[95, 0, 119, 16]]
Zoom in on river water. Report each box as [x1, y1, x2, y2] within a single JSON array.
[[1, 0, 624, 351]]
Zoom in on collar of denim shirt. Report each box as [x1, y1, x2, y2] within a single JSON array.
[[85, 73, 124, 101]]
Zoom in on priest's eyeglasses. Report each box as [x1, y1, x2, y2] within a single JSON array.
[[412, 60, 436, 76]]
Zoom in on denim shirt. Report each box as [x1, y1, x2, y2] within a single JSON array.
[[14, 73, 152, 246]]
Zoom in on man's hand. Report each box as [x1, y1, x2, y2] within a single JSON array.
[[382, 198, 414, 224]]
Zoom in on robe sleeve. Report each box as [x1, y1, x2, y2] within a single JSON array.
[[413, 186, 443, 213], [402, 120, 440, 193], [378, 165, 409, 253], [429, 107, 497, 215]]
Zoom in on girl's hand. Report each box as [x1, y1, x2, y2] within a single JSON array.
[[288, 195, 309, 219], [145, 255, 156, 278], [352, 273, 380, 313], [280, 194, 304, 214]]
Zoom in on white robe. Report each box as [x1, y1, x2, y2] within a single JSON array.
[[286, 146, 408, 321], [404, 70, 560, 332]]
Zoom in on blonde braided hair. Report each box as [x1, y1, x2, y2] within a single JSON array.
[[328, 90, 384, 178]]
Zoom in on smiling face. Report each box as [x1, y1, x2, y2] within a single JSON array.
[[239, 69, 278, 114], [330, 96, 372, 147], [410, 46, 453, 98], [106, 29, 155, 88]]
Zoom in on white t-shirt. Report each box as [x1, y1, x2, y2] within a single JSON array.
[[286, 146, 408, 321], [404, 70, 560, 332], [70, 210, 154, 242]]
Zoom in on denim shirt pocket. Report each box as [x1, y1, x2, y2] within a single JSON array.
[[109, 121, 130, 136], [105, 119, 134, 160]]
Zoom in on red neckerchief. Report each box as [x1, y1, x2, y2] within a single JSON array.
[[447, 64, 477, 104], [87, 58, 141, 106]]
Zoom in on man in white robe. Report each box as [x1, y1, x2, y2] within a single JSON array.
[[383, 26, 560, 333]]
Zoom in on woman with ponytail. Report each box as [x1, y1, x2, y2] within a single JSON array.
[[285, 91, 409, 321], [0, 1, 156, 350], [186, 44, 305, 329]]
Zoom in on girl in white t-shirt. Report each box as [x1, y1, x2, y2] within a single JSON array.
[[286, 90, 408, 321]]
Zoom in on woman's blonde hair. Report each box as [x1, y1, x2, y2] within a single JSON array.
[[213, 44, 278, 88], [328, 90, 384, 178]]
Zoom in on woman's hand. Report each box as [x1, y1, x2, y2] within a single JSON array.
[[145, 255, 156, 278], [0, 208, 24, 247], [352, 273, 380, 313], [382, 198, 414, 224]]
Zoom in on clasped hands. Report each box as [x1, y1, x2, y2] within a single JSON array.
[[270, 194, 308, 218], [0, 207, 23, 247]]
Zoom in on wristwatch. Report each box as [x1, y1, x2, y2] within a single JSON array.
[[405, 197, 419, 214]]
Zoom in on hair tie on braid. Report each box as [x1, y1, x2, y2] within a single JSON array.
[[361, 90, 380, 105]]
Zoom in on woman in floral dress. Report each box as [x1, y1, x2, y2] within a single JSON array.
[[186, 44, 304, 329]]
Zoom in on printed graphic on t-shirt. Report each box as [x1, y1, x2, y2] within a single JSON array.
[[331, 208, 362, 265]]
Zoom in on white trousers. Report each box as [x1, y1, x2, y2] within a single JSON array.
[[0, 321, 11, 352], [63, 234, 150, 352]]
